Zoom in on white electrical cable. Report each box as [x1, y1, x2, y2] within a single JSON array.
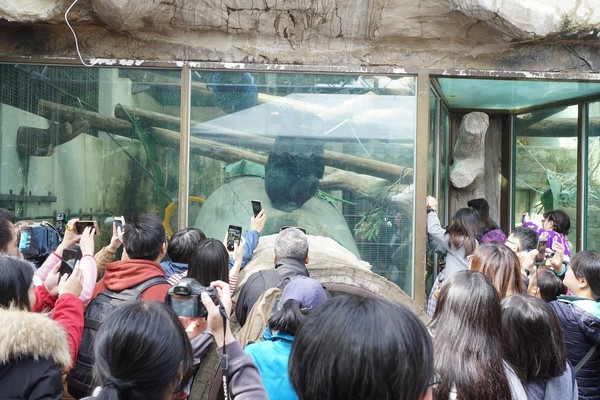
[[65, 0, 93, 66]]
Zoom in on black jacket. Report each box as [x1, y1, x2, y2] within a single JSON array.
[[550, 296, 600, 400], [235, 257, 309, 326], [0, 308, 72, 399]]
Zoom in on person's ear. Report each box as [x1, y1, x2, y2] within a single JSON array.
[[159, 242, 168, 258], [578, 276, 589, 290]]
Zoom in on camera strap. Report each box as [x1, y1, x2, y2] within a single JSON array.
[[219, 304, 230, 399]]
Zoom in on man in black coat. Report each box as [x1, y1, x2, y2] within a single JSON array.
[[235, 227, 310, 327]]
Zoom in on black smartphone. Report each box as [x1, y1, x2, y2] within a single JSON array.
[[114, 218, 123, 230], [226, 225, 242, 251], [251, 200, 262, 217], [280, 226, 307, 234], [59, 248, 79, 277], [534, 238, 548, 265], [75, 220, 100, 235]]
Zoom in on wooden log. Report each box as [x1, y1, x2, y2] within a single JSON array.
[[38, 99, 136, 139], [36, 99, 406, 199], [16, 120, 89, 156], [37, 99, 269, 165], [114, 104, 413, 182]]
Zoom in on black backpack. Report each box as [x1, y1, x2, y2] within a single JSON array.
[[66, 276, 167, 399]]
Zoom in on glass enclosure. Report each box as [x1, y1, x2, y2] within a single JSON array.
[[587, 101, 600, 249], [0, 65, 181, 246], [0, 64, 417, 295], [513, 105, 578, 247], [188, 71, 417, 295]]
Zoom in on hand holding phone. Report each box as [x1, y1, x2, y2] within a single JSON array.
[[75, 221, 100, 235], [534, 237, 548, 265], [251, 200, 262, 218], [226, 225, 242, 252], [59, 248, 80, 277]]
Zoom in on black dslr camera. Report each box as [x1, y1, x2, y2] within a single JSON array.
[[165, 278, 219, 318]]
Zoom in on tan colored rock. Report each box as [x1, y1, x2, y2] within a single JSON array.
[[233, 233, 428, 323], [449, 112, 489, 189], [0, 0, 65, 22], [450, 0, 600, 38]]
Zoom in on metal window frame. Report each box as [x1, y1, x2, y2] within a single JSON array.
[[6, 55, 600, 301]]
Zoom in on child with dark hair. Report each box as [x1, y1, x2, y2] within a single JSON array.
[[245, 277, 327, 400], [523, 209, 571, 262], [501, 295, 577, 400], [550, 250, 600, 398]]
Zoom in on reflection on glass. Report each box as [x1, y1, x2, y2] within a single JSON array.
[[189, 71, 417, 294], [0, 65, 181, 246], [514, 105, 577, 247], [586, 101, 600, 249]]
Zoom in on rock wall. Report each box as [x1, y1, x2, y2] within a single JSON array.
[[0, 0, 599, 72]]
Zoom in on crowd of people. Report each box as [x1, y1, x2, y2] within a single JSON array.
[[0, 195, 598, 400]]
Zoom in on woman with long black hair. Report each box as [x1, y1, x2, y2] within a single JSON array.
[[429, 270, 527, 400]]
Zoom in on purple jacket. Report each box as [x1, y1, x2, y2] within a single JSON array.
[[523, 221, 571, 262]]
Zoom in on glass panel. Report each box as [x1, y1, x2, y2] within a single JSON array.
[[426, 89, 439, 297], [438, 78, 600, 111], [0, 64, 181, 246], [586, 101, 600, 249], [189, 71, 417, 295], [514, 105, 577, 249]]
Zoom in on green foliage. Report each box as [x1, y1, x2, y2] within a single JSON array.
[[540, 178, 562, 212], [355, 207, 385, 242]]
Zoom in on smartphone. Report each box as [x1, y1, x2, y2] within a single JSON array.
[[534, 239, 548, 265], [280, 226, 307, 234], [114, 218, 123, 230], [75, 220, 100, 235], [59, 248, 79, 277], [18, 228, 31, 252], [226, 225, 242, 251], [251, 200, 262, 218]]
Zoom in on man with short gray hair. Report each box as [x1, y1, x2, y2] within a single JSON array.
[[235, 227, 310, 327]]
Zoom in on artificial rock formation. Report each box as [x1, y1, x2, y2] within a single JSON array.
[[449, 112, 489, 189], [0, 0, 599, 71]]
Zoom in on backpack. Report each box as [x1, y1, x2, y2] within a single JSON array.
[[66, 276, 167, 399], [234, 270, 290, 349]]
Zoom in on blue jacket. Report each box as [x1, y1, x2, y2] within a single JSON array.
[[161, 230, 260, 278], [228, 230, 260, 270], [244, 328, 297, 400], [550, 296, 600, 400]]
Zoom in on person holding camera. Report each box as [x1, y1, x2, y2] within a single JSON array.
[[140, 280, 267, 400]]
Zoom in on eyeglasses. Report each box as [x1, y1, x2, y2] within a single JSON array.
[[429, 372, 440, 390]]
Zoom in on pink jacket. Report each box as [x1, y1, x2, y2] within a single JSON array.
[[34, 252, 98, 303]]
